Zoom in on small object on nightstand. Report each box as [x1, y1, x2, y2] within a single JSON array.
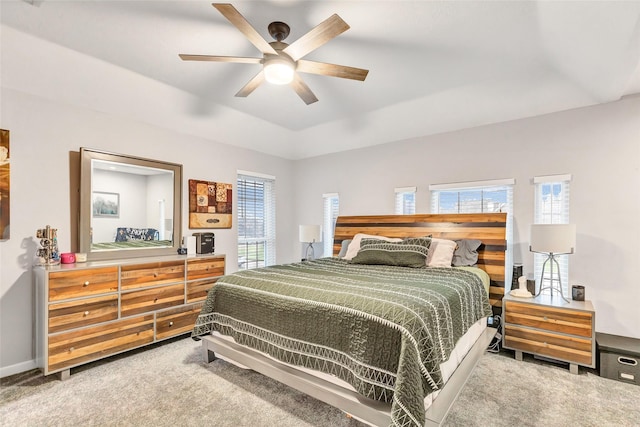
[[572, 285, 585, 301], [510, 275, 532, 298]]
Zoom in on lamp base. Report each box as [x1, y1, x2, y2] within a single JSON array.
[[305, 243, 315, 261], [534, 253, 569, 302]]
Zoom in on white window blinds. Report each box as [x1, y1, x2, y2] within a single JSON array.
[[237, 172, 276, 270], [430, 179, 514, 288], [534, 174, 572, 295], [395, 186, 416, 215], [322, 193, 339, 257]]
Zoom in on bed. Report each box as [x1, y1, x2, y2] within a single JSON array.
[[91, 227, 171, 251], [193, 213, 507, 427]]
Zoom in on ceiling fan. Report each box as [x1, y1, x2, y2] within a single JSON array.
[[179, 3, 369, 105]]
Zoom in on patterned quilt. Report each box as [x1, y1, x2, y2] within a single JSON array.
[[192, 258, 492, 427]]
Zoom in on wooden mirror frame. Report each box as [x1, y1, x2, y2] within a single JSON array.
[[79, 148, 182, 261]]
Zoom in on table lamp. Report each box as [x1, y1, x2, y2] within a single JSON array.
[[299, 225, 322, 260], [529, 224, 576, 302]]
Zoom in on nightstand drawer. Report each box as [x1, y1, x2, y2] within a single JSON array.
[[47, 315, 154, 373], [187, 258, 225, 281], [505, 324, 593, 365], [121, 261, 185, 290], [121, 283, 185, 317], [156, 303, 204, 340], [48, 267, 118, 301], [49, 295, 118, 333], [504, 300, 592, 337]]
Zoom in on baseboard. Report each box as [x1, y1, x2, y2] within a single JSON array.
[[0, 359, 38, 379]]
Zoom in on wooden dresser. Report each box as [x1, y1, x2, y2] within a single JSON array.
[[502, 293, 595, 374], [35, 254, 225, 379]]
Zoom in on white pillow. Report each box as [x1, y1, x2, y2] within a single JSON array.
[[426, 238, 457, 267], [343, 233, 402, 260]]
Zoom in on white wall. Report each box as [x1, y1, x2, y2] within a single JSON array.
[[294, 95, 640, 340], [0, 88, 296, 377], [93, 169, 147, 242]]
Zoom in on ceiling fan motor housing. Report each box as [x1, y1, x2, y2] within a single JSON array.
[[268, 21, 290, 41]]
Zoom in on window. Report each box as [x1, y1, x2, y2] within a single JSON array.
[[322, 193, 339, 257], [237, 171, 276, 270], [534, 174, 571, 296], [395, 186, 416, 215], [430, 178, 514, 287]]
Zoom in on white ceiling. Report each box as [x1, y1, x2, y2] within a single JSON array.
[[2, 1, 640, 159]]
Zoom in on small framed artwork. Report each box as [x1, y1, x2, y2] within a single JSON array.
[[0, 129, 9, 240], [188, 179, 232, 229], [92, 191, 120, 218]]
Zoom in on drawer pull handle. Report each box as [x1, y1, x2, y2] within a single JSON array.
[[84, 311, 90, 316], [154, 298, 158, 303], [543, 316, 548, 321], [153, 273, 158, 278], [83, 281, 90, 287], [618, 357, 638, 366], [169, 322, 174, 327], [69, 347, 74, 352]]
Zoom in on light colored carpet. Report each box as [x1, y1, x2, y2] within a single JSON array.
[[1, 336, 638, 427]]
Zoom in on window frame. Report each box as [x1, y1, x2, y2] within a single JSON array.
[[430, 178, 514, 288], [237, 171, 276, 270], [395, 186, 416, 215], [322, 193, 339, 257], [533, 174, 572, 296]]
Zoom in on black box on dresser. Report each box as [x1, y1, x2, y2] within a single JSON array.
[[597, 332, 640, 386]]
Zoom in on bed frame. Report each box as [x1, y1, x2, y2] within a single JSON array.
[[200, 213, 506, 426]]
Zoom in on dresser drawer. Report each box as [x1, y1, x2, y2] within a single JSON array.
[[48, 267, 118, 302], [186, 278, 218, 303], [505, 324, 593, 366], [47, 315, 154, 373], [121, 283, 185, 317], [504, 300, 593, 337], [49, 295, 118, 333], [121, 261, 185, 290], [187, 257, 225, 281], [156, 303, 204, 340]]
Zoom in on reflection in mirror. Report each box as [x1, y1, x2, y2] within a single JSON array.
[[79, 148, 182, 261]]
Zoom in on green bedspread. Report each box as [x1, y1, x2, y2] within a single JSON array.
[[192, 258, 492, 427]]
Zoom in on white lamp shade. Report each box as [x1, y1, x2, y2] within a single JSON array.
[[530, 224, 576, 254], [299, 225, 322, 243]]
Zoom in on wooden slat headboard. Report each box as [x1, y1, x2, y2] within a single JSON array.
[[333, 213, 507, 311]]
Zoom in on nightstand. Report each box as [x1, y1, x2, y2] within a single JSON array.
[[502, 293, 595, 374]]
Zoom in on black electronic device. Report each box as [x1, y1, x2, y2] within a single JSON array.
[[193, 232, 215, 254]]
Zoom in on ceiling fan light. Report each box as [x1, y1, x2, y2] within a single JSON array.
[[264, 58, 295, 85]]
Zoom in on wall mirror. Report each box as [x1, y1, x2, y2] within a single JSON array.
[[79, 148, 182, 261]]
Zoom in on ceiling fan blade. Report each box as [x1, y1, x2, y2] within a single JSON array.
[[235, 71, 265, 98], [290, 74, 318, 105], [213, 3, 278, 55], [296, 60, 368, 81], [283, 14, 350, 61], [179, 54, 262, 64]]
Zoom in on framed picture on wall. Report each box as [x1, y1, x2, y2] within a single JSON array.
[[0, 129, 9, 240], [188, 179, 232, 229], [92, 191, 120, 218]]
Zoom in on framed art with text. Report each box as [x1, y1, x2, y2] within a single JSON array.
[[0, 129, 9, 240], [188, 179, 232, 229]]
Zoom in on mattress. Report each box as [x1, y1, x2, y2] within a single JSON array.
[[193, 258, 492, 427]]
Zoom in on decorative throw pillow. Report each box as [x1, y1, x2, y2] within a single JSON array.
[[350, 237, 432, 268], [338, 239, 352, 258], [343, 233, 403, 260], [452, 239, 482, 266], [426, 238, 458, 267]]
